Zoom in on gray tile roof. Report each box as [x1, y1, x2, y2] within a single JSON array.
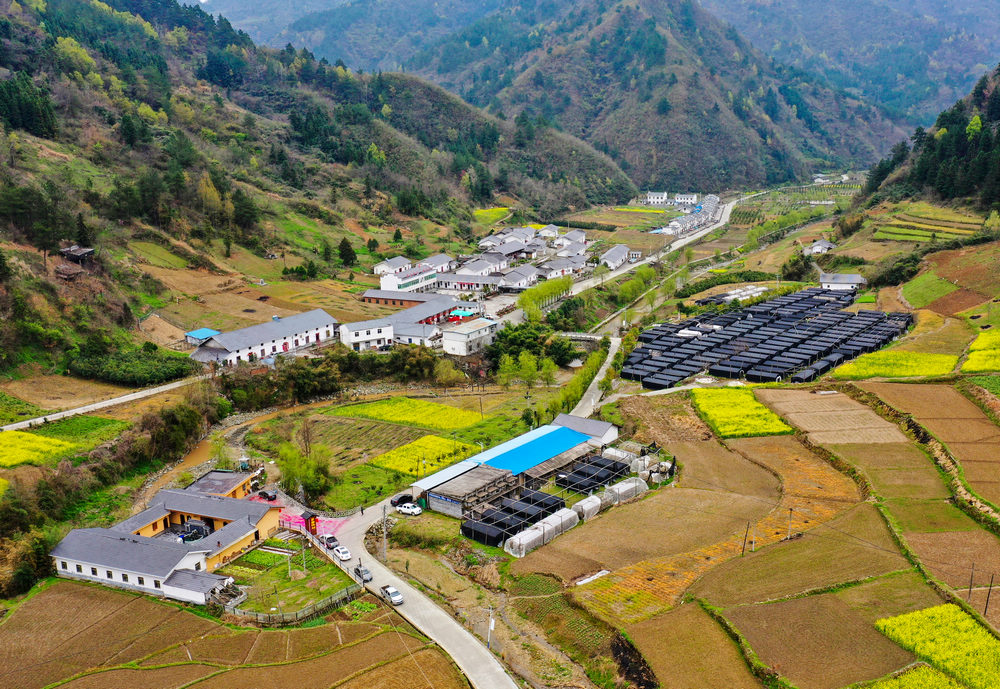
[[185, 470, 254, 496], [361, 290, 442, 302], [378, 256, 411, 269], [386, 296, 459, 324], [51, 528, 194, 577], [457, 259, 494, 274], [418, 254, 454, 268], [393, 322, 439, 338], [114, 490, 272, 533], [204, 309, 337, 354], [202, 517, 259, 556], [437, 273, 502, 285], [342, 317, 393, 331], [163, 568, 231, 594], [600, 245, 628, 264], [553, 413, 616, 440]]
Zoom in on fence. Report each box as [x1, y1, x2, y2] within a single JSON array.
[[224, 520, 363, 626]]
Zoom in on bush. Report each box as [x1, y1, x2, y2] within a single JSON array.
[[675, 271, 775, 298], [69, 349, 200, 386]]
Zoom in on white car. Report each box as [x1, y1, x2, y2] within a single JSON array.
[[381, 585, 404, 605], [396, 502, 423, 516], [332, 545, 351, 561]]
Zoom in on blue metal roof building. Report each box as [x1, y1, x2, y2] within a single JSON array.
[[481, 426, 590, 475]]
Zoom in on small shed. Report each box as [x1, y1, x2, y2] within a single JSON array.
[[185, 328, 222, 346], [461, 520, 504, 548]]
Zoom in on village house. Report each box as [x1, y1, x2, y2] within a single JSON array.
[[536, 224, 560, 239], [553, 229, 588, 248], [51, 489, 282, 604], [645, 191, 673, 206], [456, 258, 496, 277], [441, 318, 500, 356], [372, 255, 412, 275], [378, 264, 439, 292], [360, 290, 443, 307], [500, 264, 540, 290], [556, 241, 588, 258], [339, 318, 393, 351], [191, 309, 338, 366], [628, 249, 643, 262], [417, 253, 457, 272], [804, 239, 837, 256], [819, 272, 868, 291], [599, 244, 629, 270], [436, 272, 502, 294]]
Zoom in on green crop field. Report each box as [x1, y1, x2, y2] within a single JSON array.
[[472, 207, 509, 225], [0, 391, 46, 425], [832, 351, 959, 379], [690, 388, 792, 438], [902, 272, 959, 309]]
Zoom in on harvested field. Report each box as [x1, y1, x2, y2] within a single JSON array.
[[627, 604, 759, 689], [104, 610, 220, 665], [334, 648, 468, 689], [245, 630, 288, 664], [835, 570, 944, 624], [670, 440, 782, 496], [756, 389, 906, 444], [515, 485, 777, 582], [615, 394, 712, 444], [725, 595, 914, 689], [0, 375, 131, 411], [55, 665, 218, 689], [188, 632, 425, 689], [903, 530, 1000, 588], [921, 417, 1000, 443], [181, 631, 257, 665], [287, 623, 375, 659], [926, 288, 989, 316], [689, 504, 908, 607]]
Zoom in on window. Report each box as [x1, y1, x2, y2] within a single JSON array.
[[272, 346, 277, 353], [61, 561, 67, 570], [122, 573, 128, 582], [152, 521, 158, 532], [354, 332, 360, 337], [107, 570, 113, 579], [365, 330, 371, 336], [91, 567, 97, 576], [76, 564, 82, 573], [195, 562, 201, 571], [154, 580, 161, 589], [294, 339, 299, 346], [377, 328, 382, 334], [138, 577, 144, 586], [260, 349, 265, 357]]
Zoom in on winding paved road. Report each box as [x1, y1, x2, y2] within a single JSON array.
[[334, 503, 521, 689]]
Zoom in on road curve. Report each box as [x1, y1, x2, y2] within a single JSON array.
[[334, 503, 521, 689]]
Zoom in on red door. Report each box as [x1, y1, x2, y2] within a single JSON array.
[[282, 342, 289, 352]]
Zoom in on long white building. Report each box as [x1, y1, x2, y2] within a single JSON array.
[[191, 309, 338, 366]]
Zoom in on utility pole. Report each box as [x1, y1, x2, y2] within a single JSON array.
[[382, 504, 388, 562], [741, 521, 750, 556], [751, 525, 756, 553], [969, 563, 976, 602], [986, 574, 995, 617], [787, 508, 793, 540]]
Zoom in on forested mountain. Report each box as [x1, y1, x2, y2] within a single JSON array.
[[407, 0, 905, 190], [696, 0, 1000, 126], [864, 66, 1000, 207], [0, 0, 632, 369], [205, 0, 506, 73]]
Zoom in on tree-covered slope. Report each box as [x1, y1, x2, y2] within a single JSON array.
[[864, 66, 1000, 207], [0, 0, 633, 370], [408, 0, 905, 190], [696, 0, 1000, 127]]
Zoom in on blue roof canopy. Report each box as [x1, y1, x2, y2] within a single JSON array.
[[186, 328, 221, 339], [482, 425, 589, 475]]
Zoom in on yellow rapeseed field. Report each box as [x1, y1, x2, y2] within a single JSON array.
[[371, 435, 476, 477], [0, 431, 77, 467]]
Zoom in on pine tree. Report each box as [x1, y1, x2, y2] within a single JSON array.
[[0, 248, 11, 283], [75, 213, 93, 246], [338, 238, 356, 266], [393, 228, 403, 242]]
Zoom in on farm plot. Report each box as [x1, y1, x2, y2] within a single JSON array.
[[876, 604, 1000, 689], [903, 530, 1000, 589], [830, 444, 948, 500], [963, 330, 1000, 373], [0, 430, 77, 467], [757, 388, 907, 445], [724, 594, 915, 689], [902, 272, 959, 309], [627, 604, 760, 689], [613, 394, 712, 444], [333, 648, 467, 689], [0, 390, 46, 424], [54, 665, 218, 689], [326, 397, 484, 431], [833, 351, 959, 379], [893, 310, 976, 356], [867, 666, 963, 689], [371, 435, 476, 477], [688, 503, 908, 607], [860, 383, 1000, 504], [188, 632, 426, 689], [690, 388, 792, 438]]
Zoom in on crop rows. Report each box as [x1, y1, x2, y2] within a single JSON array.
[[832, 351, 958, 379], [371, 435, 475, 477], [876, 604, 1000, 689], [690, 388, 792, 438]]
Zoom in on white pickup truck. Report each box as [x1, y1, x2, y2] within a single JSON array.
[[380, 585, 404, 606]]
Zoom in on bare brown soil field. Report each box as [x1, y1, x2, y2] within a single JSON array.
[[728, 436, 859, 507], [287, 623, 376, 659], [104, 610, 220, 665], [756, 389, 906, 444], [927, 240, 1000, 296], [615, 394, 712, 444], [688, 504, 908, 607], [627, 604, 759, 689], [827, 443, 948, 500], [878, 287, 909, 313], [926, 288, 989, 316], [55, 664, 218, 689], [182, 631, 258, 665], [245, 630, 288, 664], [189, 632, 425, 689], [725, 595, 914, 689], [885, 499, 979, 533], [139, 313, 188, 348], [0, 375, 132, 411], [670, 440, 781, 496], [834, 570, 943, 624], [334, 648, 469, 689], [903, 530, 1000, 588], [514, 486, 776, 582]]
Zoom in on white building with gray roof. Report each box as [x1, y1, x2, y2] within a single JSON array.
[[191, 309, 338, 366]]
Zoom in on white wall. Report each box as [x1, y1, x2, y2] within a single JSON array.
[[226, 322, 338, 365], [340, 322, 394, 351], [53, 553, 208, 602]]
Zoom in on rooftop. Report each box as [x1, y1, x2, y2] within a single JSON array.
[[163, 568, 231, 594], [478, 425, 590, 475], [113, 489, 273, 534], [377, 256, 411, 268], [185, 328, 221, 340], [600, 245, 629, 263], [443, 318, 498, 335], [185, 470, 255, 496], [428, 465, 511, 500], [203, 309, 337, 353], [51, 528, 197, 577], [552, 413, 616, 440], [820, 272, 867, 284], [361, 290, 443, 302]]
